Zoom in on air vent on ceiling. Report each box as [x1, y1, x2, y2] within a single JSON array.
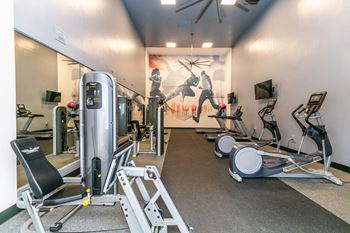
[[246, 0, 260, 5]]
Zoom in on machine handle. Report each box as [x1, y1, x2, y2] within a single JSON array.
[[298, 107, 305, 115], [305, 105, 326, 137], [291, 104, 306, 133], [232, 107, 243, 119], [258, 106, 275, 130], [258, 106, 267, 121]]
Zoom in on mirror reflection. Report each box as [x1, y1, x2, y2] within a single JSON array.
[[15, 32, 145, 188]]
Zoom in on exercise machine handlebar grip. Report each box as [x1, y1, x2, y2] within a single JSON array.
[[305, 105, 326, 138], [292, 104, 306, 133]]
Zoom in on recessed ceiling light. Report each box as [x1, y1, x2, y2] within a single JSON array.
[[166, 42, 176, 48], [202, 42, 213, 48], [221, 0, 237, 5], [161, 0, 176, 5]]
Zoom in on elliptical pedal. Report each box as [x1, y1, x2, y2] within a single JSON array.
[[283, 155, 322, 173]]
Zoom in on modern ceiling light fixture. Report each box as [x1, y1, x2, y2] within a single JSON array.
[[202, 42, 213, 48], [166, 42, 177, 48], [176, 0, 251, 24], [161, 0, 176, 5], [221, 0, 237, 5]]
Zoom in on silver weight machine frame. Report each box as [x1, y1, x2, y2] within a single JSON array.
[[132, 97, 164, 157], [16, 142, 191, 233], [15, 72, 191, 233]]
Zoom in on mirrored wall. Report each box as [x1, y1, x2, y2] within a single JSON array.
[[15, 32, 144, 188]]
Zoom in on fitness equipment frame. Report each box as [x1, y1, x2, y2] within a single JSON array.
[[80, 72, 189, 230], [195, 118, 229, 134], [215, 100, 281, 158], [117, 96, 133, 136], [16, 104, 52, 139], [12, 138, 191, 233], [130, 120, 157, 155], [229, 91, 342, 185], [53, 106, 80, 155], [134, 97, 165, 157], [53, 106, 67, 155], [11, 72, 191, 233], [205, 106, 248, 141]]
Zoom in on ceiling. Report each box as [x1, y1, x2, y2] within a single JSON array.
[[122, 0, 273, 48], [147, 47, 231, 55]]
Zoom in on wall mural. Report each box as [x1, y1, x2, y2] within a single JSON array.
[[147, 55, 230, 128]]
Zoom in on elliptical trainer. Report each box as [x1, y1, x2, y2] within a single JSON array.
[[215, 100, 281, 158], [228, 91, 342, 185]]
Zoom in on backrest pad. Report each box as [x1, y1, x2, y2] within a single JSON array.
[[130, 120, 142, 140], [10, 137, 63, 198]]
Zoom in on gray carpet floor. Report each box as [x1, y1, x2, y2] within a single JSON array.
[[160, 129, 350, 233], [3, 129, 350, 233]]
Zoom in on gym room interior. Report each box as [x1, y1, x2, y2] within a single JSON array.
[[1, 0, 350, 232]]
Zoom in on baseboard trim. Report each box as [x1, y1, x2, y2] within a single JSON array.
[[0, 204, 21, 225], [327, 161, 350, 173], [165, 127, 198, 129]]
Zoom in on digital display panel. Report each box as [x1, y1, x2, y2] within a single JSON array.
[[86, 82, 102, 109]]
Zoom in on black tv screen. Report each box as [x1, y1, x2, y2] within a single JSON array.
[[228, 92, 236, 104], [45, 90, 61, 102], [254, 79, 273, 100]]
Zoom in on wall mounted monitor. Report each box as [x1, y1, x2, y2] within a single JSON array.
[[254, 79, 273, 100], [227, 92, 236, 104], [45, 90, 61, 103]]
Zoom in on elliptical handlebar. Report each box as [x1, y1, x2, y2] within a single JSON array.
[[234, 106, 243, 118], [292, 104, 306, 133], [236, 110, 243, 118], [258, 105, 270, 125], [305, 105, 326, 137], [258, 99, 277, 122], [258, 106, 266, 120]]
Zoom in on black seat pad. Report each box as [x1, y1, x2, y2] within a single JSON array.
[[130, 120, 149, 141], [43, 184, 86, 206]]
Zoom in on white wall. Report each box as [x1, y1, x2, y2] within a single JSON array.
[[57, 53, 92, 106], [0, 0, 17, 212], [14, 0, 145, 95], [231, 0, 350, 166]]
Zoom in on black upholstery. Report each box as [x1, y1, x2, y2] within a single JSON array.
[[43, 184, 86, 205], [11, 137, 87, 205], [11, 137, 63, 198], [130, 120, 148, 141], [73, 120, 80, 136]]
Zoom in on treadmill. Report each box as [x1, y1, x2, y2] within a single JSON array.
[[195, 110, 230, 134], [16, 104, 52, 139], [223, 100, 280, 145], [205, 106, 250, 141], [195, 126, 227, 134]]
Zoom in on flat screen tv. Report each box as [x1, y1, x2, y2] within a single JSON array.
[[45, 90, 61, 102], [227, 92, 236, 104], [254, 79, 273, 100]]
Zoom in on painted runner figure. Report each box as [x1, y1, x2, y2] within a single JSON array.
[[149, 68, 166, 100], [193, 70, 219, 123], [165, 73, 200, 102]]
